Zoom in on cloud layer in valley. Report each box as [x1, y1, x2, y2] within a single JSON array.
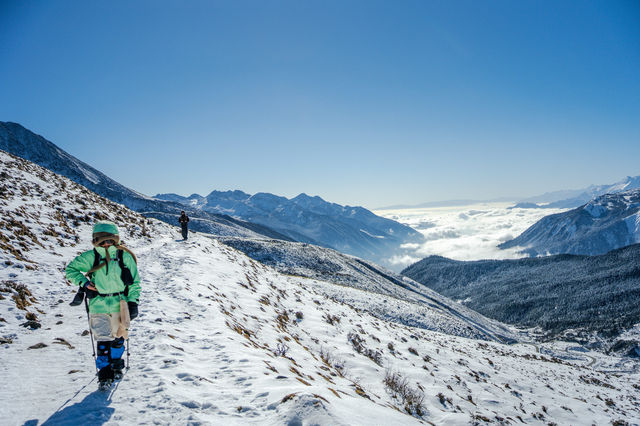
[[375, 203, 568, 269]]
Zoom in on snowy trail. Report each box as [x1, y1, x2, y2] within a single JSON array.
[[2, 152, 640, 425], [6, 235, 260, 425], [4, 231, 411, 425]]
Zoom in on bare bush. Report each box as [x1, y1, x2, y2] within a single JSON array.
[[348, 331, 383, 366], [319, 347, 348, 377], [324, 313, 341, 325], [275, 342, 289, 357], [384, 370, 425, 416]]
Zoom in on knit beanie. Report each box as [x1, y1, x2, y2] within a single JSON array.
[[92, 220, 121, 247]]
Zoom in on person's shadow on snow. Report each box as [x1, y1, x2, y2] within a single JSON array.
[[40, 387, 115, 426]]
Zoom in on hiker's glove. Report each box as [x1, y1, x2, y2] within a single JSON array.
[[69, 287, 85, 306], [128, 302, 139, 320], [82, 281, 99, 299]]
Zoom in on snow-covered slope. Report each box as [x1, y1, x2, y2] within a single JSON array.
[[0, 122, 291, 242], [2, 151, 640, 425], [501, 188, 640, 256], [516, 175, 640, 209], [220, 237, 517, 343], [155, 190, 424, 270]]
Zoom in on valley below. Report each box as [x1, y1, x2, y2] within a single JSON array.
[[374, 203, 569, 270]]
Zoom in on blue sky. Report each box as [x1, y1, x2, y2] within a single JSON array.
[[1, 1, 639, 208]]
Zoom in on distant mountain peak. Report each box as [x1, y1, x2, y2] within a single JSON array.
[[206, 189, 250, 198], [293, 192, 325, 201], [501, 187, 640, 256], [516, 174, 640, 209]]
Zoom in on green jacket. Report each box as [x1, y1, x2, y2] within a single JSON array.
[[66, 245, 141, 314]]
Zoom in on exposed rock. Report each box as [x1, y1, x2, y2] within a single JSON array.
[[21, 320, 41, 330], [27, 343, 47, 349]]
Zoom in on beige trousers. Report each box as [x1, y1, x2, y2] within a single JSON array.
[[90, 312, 128, 340]]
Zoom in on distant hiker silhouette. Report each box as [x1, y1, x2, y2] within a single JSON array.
[[179, 211, 189, 240], [66, 220, 141, 389]]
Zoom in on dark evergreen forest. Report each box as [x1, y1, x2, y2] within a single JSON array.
[[402, 244, 640, 339]]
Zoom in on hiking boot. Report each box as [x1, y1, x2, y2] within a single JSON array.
[[111, 359, 125, 379], [98, 365, 115, 384]]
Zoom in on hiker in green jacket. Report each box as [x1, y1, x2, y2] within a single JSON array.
[[66, 220, 141, 387]]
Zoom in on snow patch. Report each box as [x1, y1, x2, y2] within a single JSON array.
[[359, 229, 385, 239], [585, 203, 607, 218], [624, 212, 640, 242]]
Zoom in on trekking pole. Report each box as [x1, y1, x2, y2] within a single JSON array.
[[84, 295, 98, 373], [126, 338, 130, 370]]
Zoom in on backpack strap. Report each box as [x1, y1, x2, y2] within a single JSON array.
[[117, 249, 135, 296], [85, 248, 103, 281], [92, 248, 101, 269]]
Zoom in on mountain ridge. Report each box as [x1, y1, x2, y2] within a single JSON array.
[[500, 188, 640, 256], [0, 121, 299, 242], [155, 188, 424, 269], [1, 121, 423, 269], [516, 175, 640, 209]]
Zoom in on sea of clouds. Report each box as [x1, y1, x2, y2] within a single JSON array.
[[375, 202, 568, 270]]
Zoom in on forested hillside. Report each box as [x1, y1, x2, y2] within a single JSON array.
[[403, 246, 640, 351]]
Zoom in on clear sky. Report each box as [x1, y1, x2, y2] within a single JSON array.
[[1, 1, 639, 208]]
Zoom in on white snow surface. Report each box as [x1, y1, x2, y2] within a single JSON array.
[[1, 151, 640, 425]]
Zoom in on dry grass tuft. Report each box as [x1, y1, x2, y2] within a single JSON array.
[[348, 331, 382, 366], [384, 370, 426, 417]]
